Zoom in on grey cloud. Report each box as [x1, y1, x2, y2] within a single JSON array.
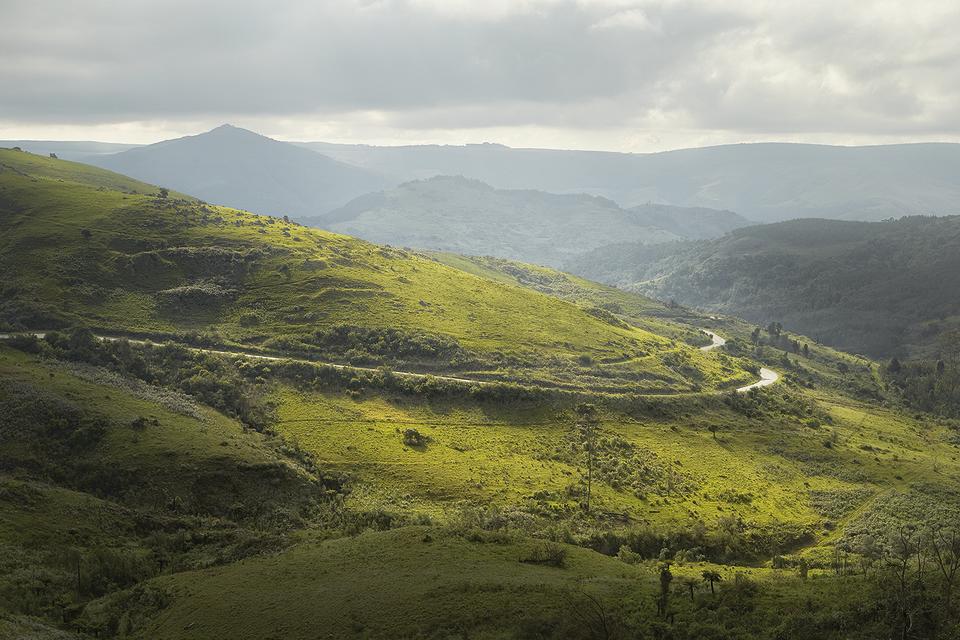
[[1, 0, 958, 142]]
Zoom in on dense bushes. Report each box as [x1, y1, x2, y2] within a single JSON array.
[[0, 379, 108, 482], [884, 352, 960, 417], [262, 324, 478, 369], [39, 329, 276, 432]]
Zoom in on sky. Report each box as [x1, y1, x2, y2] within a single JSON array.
[[1, 0, 959, 152]]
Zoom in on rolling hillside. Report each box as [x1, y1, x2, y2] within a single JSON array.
[[86, 125, 386, 220], [313, 176, 739, 267], [0, 147, 751, 393], [566, 216, 960, 358], [3, 147, 960, 639]]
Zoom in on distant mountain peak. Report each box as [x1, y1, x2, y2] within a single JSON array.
[[203, 123, 263, 139]]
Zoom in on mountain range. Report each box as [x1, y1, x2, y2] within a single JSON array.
[[6, 126, 960, 225], [305, 139, 960, 222]]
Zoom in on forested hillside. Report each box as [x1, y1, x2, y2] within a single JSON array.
[[567, 216, 960, 359]]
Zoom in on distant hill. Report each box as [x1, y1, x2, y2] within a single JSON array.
[[87, 125, 387, 219], [566, 216, 960, 358], [303, 140, 960, 223], [313, 175, 747, 267], [0, 140, 139, 161], [626, 203, 750, 240]]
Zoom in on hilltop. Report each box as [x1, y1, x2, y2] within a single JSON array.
[[314, 176, 744, 267], [86, 125, 386, 219]]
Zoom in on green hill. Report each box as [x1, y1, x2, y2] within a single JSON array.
[[0, 148, 751, 394]]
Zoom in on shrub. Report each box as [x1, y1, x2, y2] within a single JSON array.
[[521, 540, 567, 568], [402, 428, 429, 448]]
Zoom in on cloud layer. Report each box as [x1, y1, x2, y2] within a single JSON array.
[[2, 0, 958, 150]]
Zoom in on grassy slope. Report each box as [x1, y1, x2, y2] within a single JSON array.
[[119, 527, 881, 640], [0, 149, 748, 393], [269, 374, 959, 537], [130, 527, 646, 640], [0, 345, 330, 628], [427, 251, 710, 343], [3, 150, 958, 638]]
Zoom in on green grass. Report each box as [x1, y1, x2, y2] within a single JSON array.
[[0, 345, 333, 625], [427, 251, 711, 343], [113, 527, 649, 639], [3, 149, 959, 639], [268, 374, 956, 551], [90, 525, 891, 640]]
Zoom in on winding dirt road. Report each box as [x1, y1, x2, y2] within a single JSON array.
[[1, 330, 780, 395]]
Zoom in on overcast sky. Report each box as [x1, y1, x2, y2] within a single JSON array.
[[1, 0, 958, 152]]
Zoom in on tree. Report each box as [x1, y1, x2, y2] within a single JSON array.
[[766, 322, 782, 337], [702, 569, 722, 595], [750, 327, 761, 344], [930, 527, 960, 615], [575, 403, 599, 514], [888, 357, 902, 373], [658, 563, 673, 617], [679, 576, 698, 601], [158, 187, 169, 199], [562, 587, 617, 640]]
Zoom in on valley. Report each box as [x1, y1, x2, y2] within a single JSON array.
[[1, 148, 958, 640]]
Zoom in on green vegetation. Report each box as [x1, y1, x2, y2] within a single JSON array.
[[0, 149, 751, 394], [566, 216, 960, 359], [4, 150, 960, 638]]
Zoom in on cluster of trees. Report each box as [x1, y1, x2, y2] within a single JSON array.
[[750, 322, 811, 357], [884, 347, 960, 418]]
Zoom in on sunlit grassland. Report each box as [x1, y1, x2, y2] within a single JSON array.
[[125, 525, 877, 640], [428, 251, 710, 342], [0, 347, 289, 480], [269, 379, 952, 547], [0, 149, 752, 393]]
